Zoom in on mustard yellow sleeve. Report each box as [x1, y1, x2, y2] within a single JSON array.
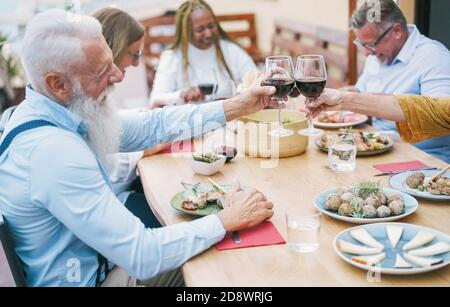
[[395, 95, 450, 143]]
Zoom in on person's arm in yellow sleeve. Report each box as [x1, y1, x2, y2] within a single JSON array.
[[395, 95, 450, 143], [304, 89, 450, 143]]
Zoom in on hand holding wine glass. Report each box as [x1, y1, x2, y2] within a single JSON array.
[[261, 56, 295, 137], [296, 55, 327, 137], [304, 88, 345, 118]]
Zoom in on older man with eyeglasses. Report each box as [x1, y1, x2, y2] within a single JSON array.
[[340, 0, 450, 163]]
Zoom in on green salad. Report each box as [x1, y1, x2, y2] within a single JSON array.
[[192, 153, 221, 163]]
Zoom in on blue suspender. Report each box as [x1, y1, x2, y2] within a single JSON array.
[[0, 120, 57, 157], [0, 119, 109, 286]]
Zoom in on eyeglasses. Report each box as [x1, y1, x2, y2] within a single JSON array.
[[353, 24, 395, 53], [128, 49, 143, 61]]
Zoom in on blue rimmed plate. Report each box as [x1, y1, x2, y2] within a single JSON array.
[[314, 187, 418, 224], [333, 223, 450, 275], [389, 170, 450, 202]]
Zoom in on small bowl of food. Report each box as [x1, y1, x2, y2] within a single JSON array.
[[214, 145, 237, 163], [189, 153, 226, 176]]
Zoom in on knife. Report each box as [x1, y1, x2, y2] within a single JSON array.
[[232, 231, 241, 244], [374, 167, 438, 177]]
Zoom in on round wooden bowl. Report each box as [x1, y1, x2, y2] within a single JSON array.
[[237, 110, 309, 158]]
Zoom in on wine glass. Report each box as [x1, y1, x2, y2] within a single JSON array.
[[262, 56, 295, 137], [215, 78, 236, 100], [296, 55, 327, 137], [192, 67, 218, 102]]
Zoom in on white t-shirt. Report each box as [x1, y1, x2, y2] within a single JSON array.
[[107, 108, 145, 204], [149, 40, 257, 106], [107, 151, 144, 204]]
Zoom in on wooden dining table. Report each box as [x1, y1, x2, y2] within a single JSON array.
[[137, 122, 450, 287]]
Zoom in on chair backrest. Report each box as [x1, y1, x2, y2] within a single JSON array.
[[215, 13, 263, 63], [0, 215, 27, 287], [140, 13, 263, 91], [271, 18, 364, 88]]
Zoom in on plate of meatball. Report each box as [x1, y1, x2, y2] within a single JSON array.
[[389, 169, 450, 201], [314, 181, 419, 224]]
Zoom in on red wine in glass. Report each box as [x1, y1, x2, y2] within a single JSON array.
[[199, 83, 215, 95], [264, 55, 295, 137], [295, 55, 327, 137], [296, 78, 326, 98], [261, 79, 295, 98]]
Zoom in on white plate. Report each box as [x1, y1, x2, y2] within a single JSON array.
[[314, 187, 418, 224], [334, 223, 450, 275], [313, 111, 368, 129], [389, 170, 450, 202]]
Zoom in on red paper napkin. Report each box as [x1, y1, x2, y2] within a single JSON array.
[[160, 140, 195, 154], [216, 221, 285, 251], [373, 160, 429, 175]]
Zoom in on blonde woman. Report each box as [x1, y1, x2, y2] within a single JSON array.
[[94, 7, 164, 228], [94, 7, 145, 76], [149, 0, 258, 107]]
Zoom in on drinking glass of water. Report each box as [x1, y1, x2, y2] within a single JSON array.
[[328, 137, 357, 172], [285, 209, 321, 253]]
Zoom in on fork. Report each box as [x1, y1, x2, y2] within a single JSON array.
[[180, 181, 213, 193], [194, 182, 213, 193], [429, 165, 450, 182]]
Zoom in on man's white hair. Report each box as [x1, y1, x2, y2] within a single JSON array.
[[21, 9, 103, 90]]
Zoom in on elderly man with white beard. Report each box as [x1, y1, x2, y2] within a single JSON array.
[[0, 9, 278, 287]]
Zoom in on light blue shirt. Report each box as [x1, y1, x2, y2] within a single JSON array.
[[0, 86, 227, 286], [356, 25, 450, 163]]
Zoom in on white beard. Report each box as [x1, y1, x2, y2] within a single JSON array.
[[68, 83, 121, 168]]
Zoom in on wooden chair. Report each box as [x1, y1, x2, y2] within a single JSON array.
[[140, 13, 264, 91], [0, 214, 26, 287], [215, 13, 264, 64], [271, 18, 364, 88]]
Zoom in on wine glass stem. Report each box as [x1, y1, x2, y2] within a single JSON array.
[[308, 117, 315, 132], [278, 100, 283, 130], [305, 98, 314, 132]]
